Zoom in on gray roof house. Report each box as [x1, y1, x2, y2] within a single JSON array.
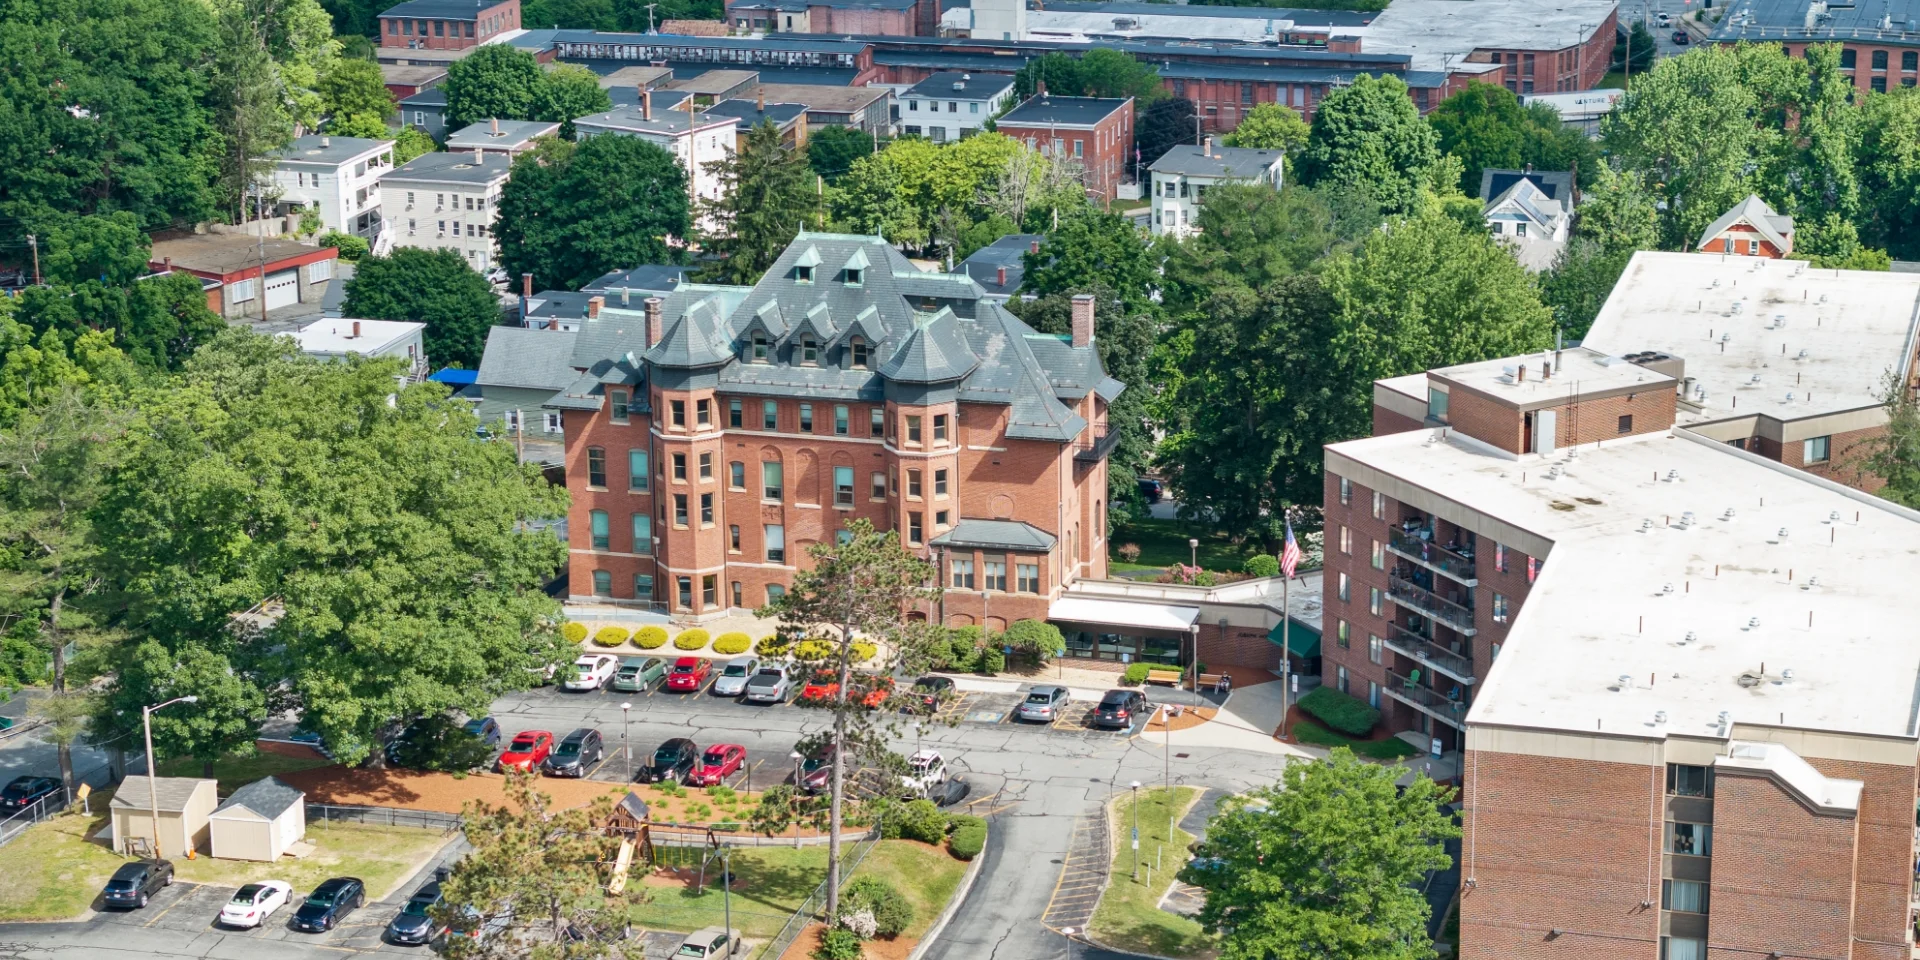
[[1147, 140, 1284, 238], [474, 325, 581, 464], [957, 234, 1043, 302], [1479, 168, 1574, 272]]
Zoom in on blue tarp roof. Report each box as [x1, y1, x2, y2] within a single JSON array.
[[430, 368, 479, 385]]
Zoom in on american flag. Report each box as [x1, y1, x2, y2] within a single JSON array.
[[1280, 519, 1302, 579]]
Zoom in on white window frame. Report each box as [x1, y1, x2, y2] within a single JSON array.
[[229, 278, 256, 303]]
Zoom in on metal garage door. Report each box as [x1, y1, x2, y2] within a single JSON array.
[[263, 270, 299, 311]]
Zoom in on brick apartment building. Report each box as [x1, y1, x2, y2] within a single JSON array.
[[379, 0, 519, 50], [542, 233, 1120, 625], [1325, 248, 1920, 960], [724, 0, 936, 36], [1694, 194, 1795, 259], [994, 95, 1134, 205], [1712, 0, 1920, 94]]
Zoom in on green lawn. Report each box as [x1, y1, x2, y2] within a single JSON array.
[[156, 751, 335, 794], [0, 798, 450, 921], [1090, 787, 1216, 960], [850, 839, 968, 938], [1110, 516, 1263, 574], [1289, 718, 1421, 760], [1600, 69, 1629, 91]]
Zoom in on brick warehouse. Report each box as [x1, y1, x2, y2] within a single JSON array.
[[541, 232, 1119, 625], [1323, 250, 1920, 959]]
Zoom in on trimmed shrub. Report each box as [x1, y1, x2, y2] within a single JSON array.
[[794, 638, 834, 660], [1122, 662, 1151, 685], [849, 641, 877, 662], [592, 626, 629, 647], [1117, 542, 1142, 562], [674, 628, 711, 651], [1002, 619, 1065, 662], [634, 626, 669, 649], [945, 812, 985, 833], [1297, 686, 1380, 737], [898, 799, 947, 844], [947, 816, 986, 860], [839, 876, 914, 939], [812, 927, 864, 960], [1243, 554, 1280, 578], [714, 632, 752, 655], [756, 635, 789, 657], [973, 645, 1005, 675], [562, 622, 588, 643]]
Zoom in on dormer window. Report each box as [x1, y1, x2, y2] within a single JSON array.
[[851, 339, 869, 369], [795, 265, 814, 283], [751, 331, 769, 361], [844, 267, 863, 286], [801, 338, 818, 364]]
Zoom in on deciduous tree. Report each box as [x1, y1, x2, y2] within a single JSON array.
[[319, 56, 396, 127], [343, 248, 504, 367], [1297, 75, 1437, 215], [445, 45, 547, 130], [699, 121, 821, 284], [533, 63, 614, 138], [496, 135, 691, 291], [1020, 208, 1156, 310], [809, 126, 875, 183], [1223, 103, 1310, 156], [1426, 81, 1597, 194], [1137, 97, 1198, 167]]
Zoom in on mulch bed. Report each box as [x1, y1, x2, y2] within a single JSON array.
[[777, 923, 916, 960], [1144, 707, 1219, 733], [277, 766, 629, 814]]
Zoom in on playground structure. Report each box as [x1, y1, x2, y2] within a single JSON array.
[[603, 789, 731, 894]]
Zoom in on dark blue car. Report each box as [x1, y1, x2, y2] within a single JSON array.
[[1, 775, 60, 810], [385, 879, 442, 945], [293, 877, 365, 932], [462, 717, 502, 748]]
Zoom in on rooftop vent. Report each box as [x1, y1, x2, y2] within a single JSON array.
[[1641, 518, 1655, 532], [1616, 674, 1633, 691], [1683, 631, 1698, 644], [1819, 292, 1829, 303], [1721, 332, 1733, 343], [1781, 668, 1795, 683], [1723, 507, 1736, 519], [1747, 616, 1762, 630], [1666, 469, 1681, 482], [1778, 527, 1789, 539], [1662, 583, 1676, 594], [1796, 348, 1810, 360], [1749, 373, 1763, 384], [1711, 278, 1721, 288], [1654, 710, 1669, 724], [1785, 391, 1796, 403], [1679, 511, 1697, 527]]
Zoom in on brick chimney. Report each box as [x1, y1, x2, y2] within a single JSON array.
[[523, 273, 533, 298], [643, 89, 653, 121], [490, 117, 499, 135], [587, 295, 604, 319], [757, 89, 765, 111], [1070, 293, 1094, 348], [996, 265, 1007, 287], [351, 320, 361, 338], [645, 296, 663, 347], [1202, 135, 1213, 158]]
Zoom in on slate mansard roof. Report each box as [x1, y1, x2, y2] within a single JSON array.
[[547, 233, 1118, 442]]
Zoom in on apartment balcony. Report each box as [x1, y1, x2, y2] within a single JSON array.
[[1385, 529, 1478, 586], [1074, 425, 1120, 464], [1385, 623, 1475, 685], [1387, 573, 1477, 636], [1385, 669, 1469, 730]]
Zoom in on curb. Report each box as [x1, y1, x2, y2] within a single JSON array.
[[905, 826, 989, 960]]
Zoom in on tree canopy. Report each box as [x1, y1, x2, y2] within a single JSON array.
[[1012, 50, 1163, 102], [699, 120, 822, 284], [1427, 81, 1597, 195], [1297, 74, 1439, 214], [829, 133, 1083, 256], [1223, 103, 1311, 156], [495, 134, 691, 291], [342, 247, 504, 367], [1137, 97, 1199, 167], [809, 125, 876, 182], [444, 45, 612, 132]]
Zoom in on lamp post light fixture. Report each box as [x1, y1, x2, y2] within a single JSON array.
[[141, 695, 199, 859], [911, 721, 923, 758], [621, 702, 633, 781], [1130, 780, 1142, 881], [790, 750, 803, 787], [1187, 538, 1199, 569]]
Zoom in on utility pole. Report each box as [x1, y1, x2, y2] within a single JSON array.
[[25, 234, 40, 286], [645, 1, 657, 31]]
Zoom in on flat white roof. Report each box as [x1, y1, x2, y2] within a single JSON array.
[[1363, 0, 1617, 71], [1378, 372, 1431, 404], [1049, 596, 1200, 632], [1330, 425, 1920, 742], [1583, 251, 1920, 424], [292, 318, 423, 356], [1433, 346, 1673, 400]]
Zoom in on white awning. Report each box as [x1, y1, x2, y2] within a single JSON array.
[[1049, 597, 1201, 633]]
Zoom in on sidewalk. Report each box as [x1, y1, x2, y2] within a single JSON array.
[[1138, 680, 1314, 758]]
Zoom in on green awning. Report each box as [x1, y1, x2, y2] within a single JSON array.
[[1268, 620, 1320, 658]]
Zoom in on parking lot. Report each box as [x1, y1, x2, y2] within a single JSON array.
[[83, 873, 424, 955]]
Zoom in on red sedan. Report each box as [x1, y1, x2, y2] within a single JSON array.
[[666, 657, 712, 692], [690, 744, 747, 786], [496, 730, 554, 772], [798, 673, 893, 709]]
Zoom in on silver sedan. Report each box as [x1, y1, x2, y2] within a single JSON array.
[[1017, 685, 1071, 723], [709, 656, 761, 697]]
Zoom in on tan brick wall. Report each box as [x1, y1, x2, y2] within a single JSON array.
[[1459, 750, 1663, 959], [1446, 383, 1677, 455], [1708, 771, 1859, 960]]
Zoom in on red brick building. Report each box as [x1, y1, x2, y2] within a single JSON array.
[[148, 234, 339, 320], [994, 95, 1134, 205], [1693, 194, 1795, 258], [544, 233, 1118, 625], [379, 0, 519, 50]]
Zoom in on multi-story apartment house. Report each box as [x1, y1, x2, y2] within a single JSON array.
[[995, 95, 1135, 204], [378, 0, 520, 50], [543, 233, 1119, 624], [444, 118, 561, 158], [377, 149, 512, 273], [1321, 248, 1920, 960], [896, 72, 1014, 143], [571, 93, 737, 216], [1147, 138, 1282, 238], [264, 135, 395, 240]]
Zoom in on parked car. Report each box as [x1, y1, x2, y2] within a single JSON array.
[[709, 657, 760, 697], [1655, 11, 1671, 24], [1094, 689, 1149, 730], [447, 902, 515, 944], [292, 877, 366, 932], [799, 672, 892, 708], [900, 749, 949, 799], [462, 717, 502, 748], [1137, 477, 1165, 503], [565, 654, 619, 691], [690, 744, 747, 786], [1, 775, 60, 810], [1672, 29, 1689, 44], [385, 879, 443, 945], [675, 926, 743, 958], [744, 665, 794, 704], [497, 730, 555, 772], [665, 657, 712, 693], [1016, 685, 1070, 723], [218, 880, 293, 929], [640, 737, 699, 784], [100, 859, 172, 910], [797, 741, 837, 794], [543, 728, 605, 778], [908, 676, 954, 713], [612, 656, 668, 693]]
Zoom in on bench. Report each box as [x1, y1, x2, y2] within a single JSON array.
[[1197, 673, 1228, 689], [1145, 668, 1183, 686]]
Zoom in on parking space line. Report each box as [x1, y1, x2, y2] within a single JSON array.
[[141, 888, 194, 928]]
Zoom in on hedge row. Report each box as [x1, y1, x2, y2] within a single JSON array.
[[1296, 686, 1380, 737], [634, 626, 668, 649]]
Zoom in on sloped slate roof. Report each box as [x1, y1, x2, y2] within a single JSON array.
[[479, 327, 580, 391], [877, 309, 979, 383], [214, 777, 303, 820], [1478, 168, 1573, 203], [929, 519, 1058, 551], [1696, 193, 1794, 252]]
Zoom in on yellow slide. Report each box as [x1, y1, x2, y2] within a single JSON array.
[[607, 839, 635, 895]]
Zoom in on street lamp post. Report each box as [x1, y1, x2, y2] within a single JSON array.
[[141, 695, 199, 859], [1129, 780, 1141, 881], [790, 750, 803, 786], [1061, 927, 1077, 960], [621, 702, 633, 781], [1187, 538, 1198, 570], [911, 721, 923, 758]]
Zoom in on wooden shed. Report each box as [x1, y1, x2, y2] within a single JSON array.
[[110, 776, 218, 857], [210, 776, 306, 862]]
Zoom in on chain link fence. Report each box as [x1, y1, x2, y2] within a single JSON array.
[[756, 831, 882, 959]]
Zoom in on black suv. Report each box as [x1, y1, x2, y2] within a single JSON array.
[[293, 877, 366, 932], [639, 737, 698, 784], [543, 728, 605, 778], [1, 775, 60, 810], [385, 879, 442, 945], [101, 859, 173, 909], [1093, 689, 1148, 730]]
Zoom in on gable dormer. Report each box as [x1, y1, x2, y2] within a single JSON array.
[[831, 304, 885, 370], [784, 302, 836, 366], [839, 247, 870, 287], [739, 300, 786, 364], [791, 245, 822, 284]]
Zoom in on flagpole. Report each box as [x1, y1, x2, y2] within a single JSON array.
[[1279, 551, 1290, 740]]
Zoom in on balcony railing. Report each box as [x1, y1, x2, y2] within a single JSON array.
[[1075, 425, 1120, 464], [1386, 529, 1478, 585], [1385, 623, 1475, 684], [1387, 573, 1477, 635], [1385, 669, 1469, 730]]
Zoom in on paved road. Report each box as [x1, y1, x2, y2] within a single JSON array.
[[0, 676, 1294, 959]]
